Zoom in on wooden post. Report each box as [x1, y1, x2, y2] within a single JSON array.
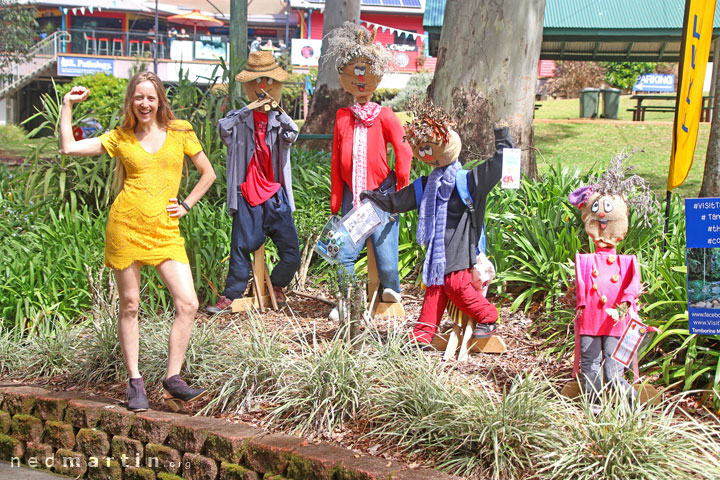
[[366, 240, 405, 317], [231, 245, 278, 313], [434, 302, 507, 358], [560, 380, 661, 406]]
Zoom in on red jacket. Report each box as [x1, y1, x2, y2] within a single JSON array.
[[330, 106, 412, 214]]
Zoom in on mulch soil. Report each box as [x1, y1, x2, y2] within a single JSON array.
[[6, 283, 720, 469], [4, 285, 579, 463]]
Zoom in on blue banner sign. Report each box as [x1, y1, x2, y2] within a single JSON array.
[[58, 56, 113, 76], [632, 73, 675, 92], [685, 198, 720, 335]]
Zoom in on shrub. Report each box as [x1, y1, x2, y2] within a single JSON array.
[[544, 61, 606, 98], [381, 72, 433, 110], [0, 123, 27, 144], [372, 87, 400, 105], [55, 73, 127, 131], [601, 61, 657, 90]]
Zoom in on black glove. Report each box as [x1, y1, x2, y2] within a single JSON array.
[[359, 189, 378, 203]]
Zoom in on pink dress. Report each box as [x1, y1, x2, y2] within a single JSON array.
[[575, 248, 640, 336], [573, 248, 641, 379]]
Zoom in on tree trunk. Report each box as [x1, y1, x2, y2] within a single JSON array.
[[428, 0, 545, 179], [299, 0, 360, 150], [230, 0, 248, 65], [700, 65, 720, 197]]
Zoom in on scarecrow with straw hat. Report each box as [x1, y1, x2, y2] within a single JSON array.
[[325, 22, 413, 321], [207, 51, 300, 314]]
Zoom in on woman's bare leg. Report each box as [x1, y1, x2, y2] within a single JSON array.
[[115, 263, 142, 378], [155, 260, 199, 378]]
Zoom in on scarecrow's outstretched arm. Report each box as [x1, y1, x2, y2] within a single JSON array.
[[472, 126, 513, 197], [359, 181, 420, 214]]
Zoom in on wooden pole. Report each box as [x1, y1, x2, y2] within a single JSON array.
[[230, 0, 248, 67]]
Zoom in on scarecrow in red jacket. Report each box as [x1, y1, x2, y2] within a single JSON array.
[[568, 152, 659, 406], [362, 100, 513, 347], [325, 22, 413, 320]]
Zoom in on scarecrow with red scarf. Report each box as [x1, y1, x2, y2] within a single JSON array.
[[325, 22, 413, 320]]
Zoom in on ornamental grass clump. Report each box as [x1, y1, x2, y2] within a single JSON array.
[[536, 392, 720, 480], [198, 315, 288, 415], [368, 367, 570, 480], [268, 325, 373, 435], [21, 318, 81, 379]]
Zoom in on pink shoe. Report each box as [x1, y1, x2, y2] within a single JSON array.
[[206, 295, 232, 314]]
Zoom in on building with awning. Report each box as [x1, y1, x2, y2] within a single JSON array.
[[1, 0, 298, 125], [423, 0, 720, 62]]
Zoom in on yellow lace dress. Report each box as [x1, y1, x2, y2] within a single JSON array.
[[99, 120, 203, 270]]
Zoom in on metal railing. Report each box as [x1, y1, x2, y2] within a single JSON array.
[[0, 31, 70, 98], [70, 28, 230, 62]]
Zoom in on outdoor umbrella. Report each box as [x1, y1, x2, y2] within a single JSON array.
[[167, 9, 223, 39]]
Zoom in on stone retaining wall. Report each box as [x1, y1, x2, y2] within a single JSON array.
[[0, 385, 460, 480]]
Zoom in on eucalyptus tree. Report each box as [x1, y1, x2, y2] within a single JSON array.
[[429, 0, 545, 178], [301, 0, 361, 147]]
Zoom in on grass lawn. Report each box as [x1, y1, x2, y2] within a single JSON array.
[[536, 94, 677, 122], [534, 95, 709, 199], [534, 122, 709, 199]]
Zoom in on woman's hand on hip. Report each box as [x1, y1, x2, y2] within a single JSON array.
[[167, 198, 188, 218]]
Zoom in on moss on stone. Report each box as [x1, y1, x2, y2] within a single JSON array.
[[76, 427, 110, 457], [0, 411, 10, 434], [11, 413, 42, 441], [124, 466, 157, 480], [157, 473, 184, 480], [286, 453, 315, 479], [0, 433, 20, 461]]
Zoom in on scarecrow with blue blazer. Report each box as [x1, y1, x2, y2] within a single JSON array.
[[208, 51, 300, 313], [361, 100, 512, 347]]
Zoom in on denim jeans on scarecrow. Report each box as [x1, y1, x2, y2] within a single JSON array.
[[222, 187, 300, 299], [336, 182, 400, 294]]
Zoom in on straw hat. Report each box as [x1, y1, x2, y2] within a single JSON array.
[[236, 51, 288, 83]]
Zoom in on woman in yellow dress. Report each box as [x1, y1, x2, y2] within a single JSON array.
[[59, 72, 216, 412]]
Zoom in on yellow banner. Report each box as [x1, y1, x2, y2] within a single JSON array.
[[668, 0, 717, 190]]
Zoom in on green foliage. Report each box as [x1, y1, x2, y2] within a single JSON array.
[[0, 123, 28, 144], [371, 87, 400, 105], [269, 329, 370, 434], [381, 73, 433, 111], [487, 164, 584, 312], [4, 307, 720, 479], [0, 1, 38, 78], [600, 61, 656, 90], [0, 178, 106, 329], [23, 78, 120, 211], [55, 73, 128, 130]]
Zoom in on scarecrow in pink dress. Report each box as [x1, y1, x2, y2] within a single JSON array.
[[568, 153, 659, 405]]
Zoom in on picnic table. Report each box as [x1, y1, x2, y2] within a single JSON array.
[[629, 93, 713, 122]]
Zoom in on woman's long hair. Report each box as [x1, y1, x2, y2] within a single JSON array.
[[112, 72, 184, 196]]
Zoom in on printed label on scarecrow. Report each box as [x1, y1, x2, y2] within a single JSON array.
[[501, 148, 521, 189], [685, 197, 720, 335], [611, 317, 647, 367], [342, 201, 382, 245]]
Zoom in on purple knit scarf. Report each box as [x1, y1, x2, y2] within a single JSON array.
[[417, 160, 461, 286]]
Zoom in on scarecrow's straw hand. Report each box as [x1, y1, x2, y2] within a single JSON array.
[[260, 89, 284, 113], [246, 96, 273, 111]]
